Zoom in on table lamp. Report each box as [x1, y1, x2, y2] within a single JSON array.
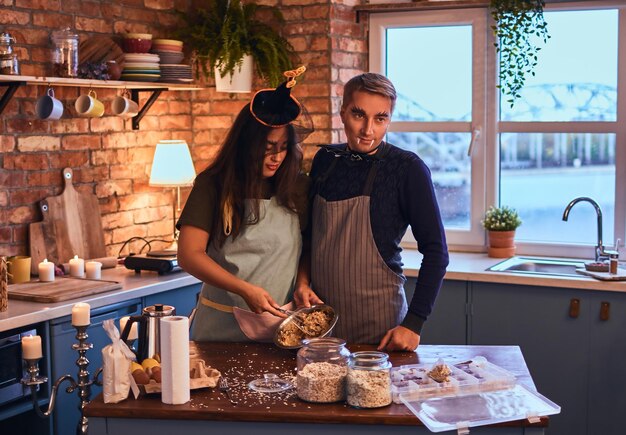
[[149, 139, 196, 256]]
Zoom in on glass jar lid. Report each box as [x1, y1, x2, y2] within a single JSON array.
[[248, 373, 293, 393], [349, 351, 391, 370], [51, 27, 78, 43], [0, 32, 15, 45]]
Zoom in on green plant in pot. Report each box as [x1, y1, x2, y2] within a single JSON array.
[[176, 0, 295, 92], [482, 205, 522, 258], [490, 0, 550, 107]]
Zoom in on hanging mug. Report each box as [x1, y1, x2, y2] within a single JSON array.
[[111, 91, 139, 118], [36, 87, 64, 120], [75, 89, 104, 117]]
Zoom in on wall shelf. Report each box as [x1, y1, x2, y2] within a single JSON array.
[[0, 74, 202, 130]]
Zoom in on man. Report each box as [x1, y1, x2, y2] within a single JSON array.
[[295, 73, 448, 351]]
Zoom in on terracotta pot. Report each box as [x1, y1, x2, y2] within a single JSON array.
[[487, 230, 516, 258]]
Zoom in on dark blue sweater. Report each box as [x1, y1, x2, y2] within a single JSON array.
[[309, 142, 449, 334]]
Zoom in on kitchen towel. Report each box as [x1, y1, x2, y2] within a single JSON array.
[[160, 315, 190, 404]]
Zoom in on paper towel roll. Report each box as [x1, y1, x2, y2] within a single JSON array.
[[160, 316, 190, 404]]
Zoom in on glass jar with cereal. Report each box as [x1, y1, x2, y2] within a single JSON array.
[[346, 351, 392, 408], [296, 337, 350, 403]]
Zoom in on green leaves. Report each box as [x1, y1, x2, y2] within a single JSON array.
[[482, 205, 522, 231], [175, 0, 295, 86], [490, 0, 550, 107]]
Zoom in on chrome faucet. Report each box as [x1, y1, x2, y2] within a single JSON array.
[[562, 197, 610, 262]]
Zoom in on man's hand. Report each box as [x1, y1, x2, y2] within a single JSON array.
[[293, 283, 324, 308], [377, 325, 420, 352]]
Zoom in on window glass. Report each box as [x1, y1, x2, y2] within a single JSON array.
[[501, 10, 618, 122], [500, 133, 615, 244], [388, 131, 471, 229], [387, 25, 472, 121]]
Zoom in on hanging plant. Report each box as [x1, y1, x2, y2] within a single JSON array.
[[175, 0, 296, 87], [490, 0, 550, 107]]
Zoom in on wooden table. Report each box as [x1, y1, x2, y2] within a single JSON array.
[[85, 343, 549, 434]]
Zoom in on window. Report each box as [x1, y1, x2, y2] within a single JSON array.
[[369, 2, 626, 258]]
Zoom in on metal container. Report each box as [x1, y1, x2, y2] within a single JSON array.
[[120, 303, 176, 361]]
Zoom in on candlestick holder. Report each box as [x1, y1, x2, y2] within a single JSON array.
[[20, 324, 102, 435]]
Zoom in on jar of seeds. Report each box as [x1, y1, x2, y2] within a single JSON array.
[[296, 337, 350, 403], [346, 351, 392, 408]]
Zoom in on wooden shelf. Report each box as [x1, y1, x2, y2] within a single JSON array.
[[355, 1, 489, 22], [0, 74, 202, 129]]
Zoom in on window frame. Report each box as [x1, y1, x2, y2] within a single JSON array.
[[369, 1, 626, 258]]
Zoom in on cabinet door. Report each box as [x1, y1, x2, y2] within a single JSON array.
[[586, 291, 626, 435], [470, 282, 589, 435], [143, 283, 201, 318], [49, 300, 141, 435], [406, 279, 468, 345]]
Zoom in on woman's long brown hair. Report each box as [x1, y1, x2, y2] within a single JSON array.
[[204, 104, 303, 247]]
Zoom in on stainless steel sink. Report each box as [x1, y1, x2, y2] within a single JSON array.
[[487, 256, 586, 277]]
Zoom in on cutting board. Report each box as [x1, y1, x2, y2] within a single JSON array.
[[29, 168, 107, 274], [8, 277, 121, 303], [79, 35, 125, 67], [576, 268, 626, 281]]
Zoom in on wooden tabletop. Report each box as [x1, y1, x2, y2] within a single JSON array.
[[85, 343, 547, 427]]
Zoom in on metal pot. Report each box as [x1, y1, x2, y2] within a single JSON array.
[[120, 303, 176, 361]]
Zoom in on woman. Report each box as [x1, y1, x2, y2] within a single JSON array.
[[177, 67, 312, 341]]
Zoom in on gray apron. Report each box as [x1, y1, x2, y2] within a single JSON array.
[[190, 196, 302, 341], [311, 159, 407, 344]]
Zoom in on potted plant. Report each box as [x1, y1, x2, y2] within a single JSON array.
[[482, 205, 522, 258], [490, 0, 550, 107], [176, 0, 295, 92]]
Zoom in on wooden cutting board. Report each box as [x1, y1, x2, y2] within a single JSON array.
[[29, 168, 107, 274], [79, 35, 125, 67], [576, 268, 626, 281], [8, 277, 121, 303]]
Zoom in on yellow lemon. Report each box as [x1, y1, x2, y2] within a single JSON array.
[[131, 361, 143, 373], [141, 358, 160, 371]]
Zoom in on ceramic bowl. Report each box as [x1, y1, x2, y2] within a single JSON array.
[[123, 38, 153, 53]]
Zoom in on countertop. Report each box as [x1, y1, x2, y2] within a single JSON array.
[[85, 342, 547, 429], [2, 250, 624, 333]]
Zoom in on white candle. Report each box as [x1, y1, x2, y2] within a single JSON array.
[[85, 261, 102, 280], [71, 302, 91, 326], [38, 258, 55, 282], [69, 255, 85, 278], [21, 335, 42, 359], [119, 316, 139, 340]]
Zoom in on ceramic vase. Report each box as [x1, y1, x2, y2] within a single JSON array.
[[487, 230, 516, 258], [214, 54, 253, 93]]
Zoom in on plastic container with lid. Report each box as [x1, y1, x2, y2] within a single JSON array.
[[296, 337, 350, 403], [346, 351, 392, 408], [50, 27, 79, 77]]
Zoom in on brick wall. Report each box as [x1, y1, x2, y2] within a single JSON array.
[[0, 0, 367, 259]]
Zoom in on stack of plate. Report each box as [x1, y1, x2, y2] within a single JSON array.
[[120, 53, 161, 82], [159, 64, 193, 83]]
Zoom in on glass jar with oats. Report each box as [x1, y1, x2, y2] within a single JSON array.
[[296, 337, 349, 403], [346, 351, 392, 408]]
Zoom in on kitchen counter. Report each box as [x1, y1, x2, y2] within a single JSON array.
[[3, 250, 624, 333], [0, 266, 200, 332], [85, 343, 549, 434]]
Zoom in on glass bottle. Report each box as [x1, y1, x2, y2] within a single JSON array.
[[346, 351, 392, 408], [296, 337, 350, 403], [50, 27, 79, 78], [0, 32, 19, 75]]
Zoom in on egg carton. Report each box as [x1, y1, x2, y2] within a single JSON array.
[[390, 356, 516, 403]]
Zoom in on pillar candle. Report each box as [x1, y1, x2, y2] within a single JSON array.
[[38, 258, 55, 282], [71, 302, 91, 326], [69, 255, 85, 278], [119, 316, 139, 340], [85, 261, 102, 280], [22, 334, 42, 359]]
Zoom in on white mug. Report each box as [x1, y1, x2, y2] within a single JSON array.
[[111, 95, 139, 118], [75, 90, 104, 117], [36, 88, 63, 120]]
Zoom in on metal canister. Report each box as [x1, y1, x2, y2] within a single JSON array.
[[120, 303, 176, 361], [0, 32, 15, 55]]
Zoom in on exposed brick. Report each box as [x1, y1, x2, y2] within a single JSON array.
[[0, 9, 31, 25], [0, 190, 8, 207], [32, 11, 71, 28], [144, 0, 174, 10], [49, 119, 91, 134], [134, 205, 168, 224], [49, 151, 89, 169], [303, 5, 328, 20], [7, 119, 48, 134], [102, 210, 134, 230], [193, 115, 232, 131], [90, 117, 125, 133], [97, 179, 133, 198], [16, 0, 59, 9], [0, 135, 16, 152], [10, 188, 49, 206], [62, 135, 102, 150], [92, 149, 128, 166], [75, 16, 112, 33], [8, 205, 35, 224], [17, 136, 60, 152], [0, 227, 10, 244]]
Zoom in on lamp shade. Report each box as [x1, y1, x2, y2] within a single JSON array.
[[149, 140, 196, 187]]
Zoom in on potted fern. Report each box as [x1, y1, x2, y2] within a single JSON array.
[[176, 0, 295, 92], [482, 205, 522, 258], [490, 0, 550, 107]]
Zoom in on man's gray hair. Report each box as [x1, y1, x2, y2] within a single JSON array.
[[342, 73, 397, 114]]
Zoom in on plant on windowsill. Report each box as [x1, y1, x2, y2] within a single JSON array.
[[175, 0, 295, 92], [490, 0, 550, 107], [482, 205, 522, 258]]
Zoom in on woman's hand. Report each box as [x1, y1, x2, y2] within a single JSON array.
[[293, 283, 324, 308], [240, 284, 287, 317]]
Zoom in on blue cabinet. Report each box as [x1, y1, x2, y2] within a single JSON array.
[[405, 278, 468, 345], [143, 283, 200, 318], [49, 299, 141, 435]]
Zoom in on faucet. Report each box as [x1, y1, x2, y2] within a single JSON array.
[[562, 197, 611, 262]]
